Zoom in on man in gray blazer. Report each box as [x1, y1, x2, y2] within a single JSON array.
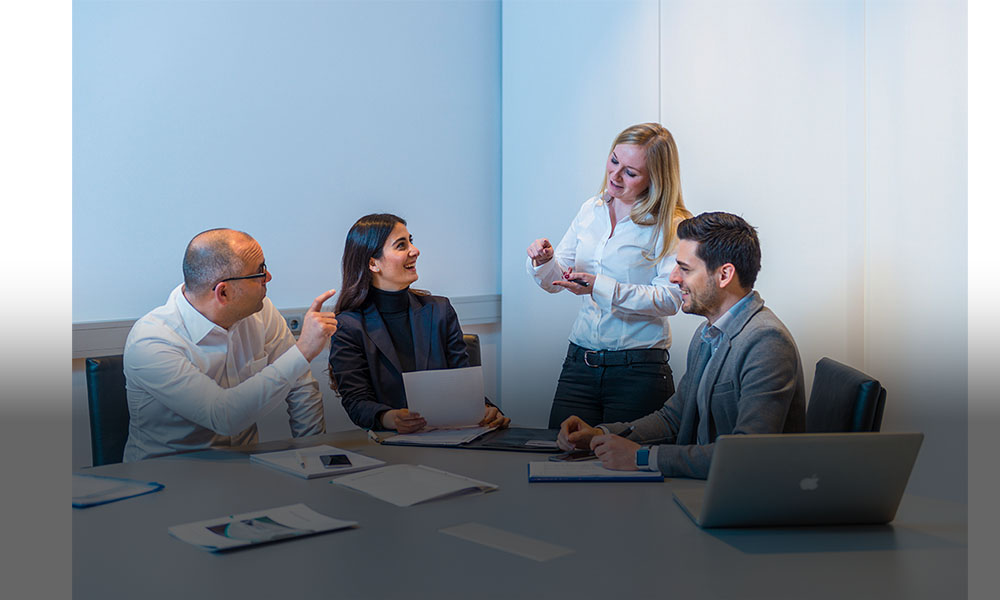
[[557, 212, 805, 479]]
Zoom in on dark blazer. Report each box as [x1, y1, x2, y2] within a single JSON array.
[[329, 291, 471, 430], [604, 291, 806, 479]]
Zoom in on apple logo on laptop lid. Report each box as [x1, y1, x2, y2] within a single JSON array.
[[800, 474, 819, 491]]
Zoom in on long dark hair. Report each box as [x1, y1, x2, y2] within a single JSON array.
[[335, 213, 407, 314]]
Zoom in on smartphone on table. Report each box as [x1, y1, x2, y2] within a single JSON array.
[[320, 454, 352, 467]]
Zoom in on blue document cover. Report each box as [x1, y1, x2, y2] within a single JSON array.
[[73, 473, 164, 508]]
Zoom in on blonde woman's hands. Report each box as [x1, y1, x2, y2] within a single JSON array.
[[527, 238, 554, 267], [551, 267, 594, 295]]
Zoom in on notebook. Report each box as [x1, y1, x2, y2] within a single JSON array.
[[249, 445, 385, 479], [672, 432, 923, 528]]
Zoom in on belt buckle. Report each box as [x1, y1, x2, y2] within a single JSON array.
[[583, 350, 601, 368]]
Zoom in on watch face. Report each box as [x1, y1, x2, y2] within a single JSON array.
[[636, 447, 650, 467]]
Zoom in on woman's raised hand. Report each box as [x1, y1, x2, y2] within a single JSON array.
[[527, 238, 554, 267]]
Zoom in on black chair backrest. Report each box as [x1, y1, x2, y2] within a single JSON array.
[[806, 357, 886, 433], [463, 333, 482, 368], [85, 355, 131, 466]]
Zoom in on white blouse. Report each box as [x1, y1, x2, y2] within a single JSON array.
[[527, 195, 682, 351]]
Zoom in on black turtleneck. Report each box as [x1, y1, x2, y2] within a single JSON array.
[[369, 286, 416, 372]]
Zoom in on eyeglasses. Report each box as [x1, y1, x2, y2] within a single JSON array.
[[214, 263, 267, 290]]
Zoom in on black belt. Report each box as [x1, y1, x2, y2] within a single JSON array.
[[567, 342, 669, 368]]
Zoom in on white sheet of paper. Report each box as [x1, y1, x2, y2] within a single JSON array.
[[402, 366, 486, 428], [331, 464, 498, 507]]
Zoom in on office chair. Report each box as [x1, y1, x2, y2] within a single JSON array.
[[463, 333, 482, 368], [85, 354, 131, 466], [806, 357, 886, 433]]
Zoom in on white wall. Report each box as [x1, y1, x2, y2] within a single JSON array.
[[659, 0, 866, 377], [865, 0, 967, 501], [502, 0, 966, 501], [73, 0, 501, 323]]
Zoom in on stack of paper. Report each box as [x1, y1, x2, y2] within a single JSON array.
[[168, 503, 356, 552], [250, 445, 384, 479], [73, 474, 164, 508], [527, 461, 664, 482], [331, 464, 498, 507]]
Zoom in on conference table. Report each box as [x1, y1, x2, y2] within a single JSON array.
[[73, 429, 967, 599]]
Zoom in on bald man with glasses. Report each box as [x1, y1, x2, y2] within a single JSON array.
[[122, 228, 338, 461]]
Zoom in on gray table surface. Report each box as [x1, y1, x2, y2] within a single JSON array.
[[73, 430, 967, 599]]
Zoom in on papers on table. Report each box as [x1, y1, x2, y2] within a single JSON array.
[[168, 503, 356, 552], [73, 474, 164, 508], [382, 426, 496, 447], [249, 445, 385, 479], [527, 461, 665, 482], [331, 464, 498, 507], [402, 366, 486, 427]]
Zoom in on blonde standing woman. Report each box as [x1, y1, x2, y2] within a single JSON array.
[[526, 123, 693, 428]]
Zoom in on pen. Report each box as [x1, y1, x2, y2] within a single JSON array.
[[367, 429, 384, 444], [295, 450, 307, 469], [618, 425, 635, 439]]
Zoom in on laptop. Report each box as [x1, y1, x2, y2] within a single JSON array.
[[672, 432, 923, 528]]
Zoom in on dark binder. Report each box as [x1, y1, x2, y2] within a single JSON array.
[[381, 427, 561, 452]]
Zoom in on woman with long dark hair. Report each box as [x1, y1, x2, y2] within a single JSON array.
[[329, 213, 509, 433]]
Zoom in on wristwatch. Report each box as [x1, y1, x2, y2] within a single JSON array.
[[635, 446, 650, 470]]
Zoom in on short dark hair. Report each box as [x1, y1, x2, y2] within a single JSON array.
[[676, 212, 761, 289], [182, 229, 250, 294]]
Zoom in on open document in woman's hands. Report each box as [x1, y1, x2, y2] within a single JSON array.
[[402, 366, 486, 428]]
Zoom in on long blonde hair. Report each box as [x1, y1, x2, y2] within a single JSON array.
[[599, 123, 692, 262]]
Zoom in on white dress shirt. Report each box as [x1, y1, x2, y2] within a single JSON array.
[[122, 284, 325, 461], [528, 195, 682, 350]]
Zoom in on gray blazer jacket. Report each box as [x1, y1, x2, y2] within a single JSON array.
[[604, 291, 805, 478]]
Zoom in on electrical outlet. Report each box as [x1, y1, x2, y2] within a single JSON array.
[[285, 315, 303, 335]]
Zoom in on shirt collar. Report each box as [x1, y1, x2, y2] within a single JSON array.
[[597, 195, 634, 225], [703, 291, 755, 341], [171, 284, 224, 344]]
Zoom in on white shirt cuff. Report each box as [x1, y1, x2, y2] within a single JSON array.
[[590, 273, 615, 310], [642, 445, 661, 472], [273, 343, 312, 381]]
